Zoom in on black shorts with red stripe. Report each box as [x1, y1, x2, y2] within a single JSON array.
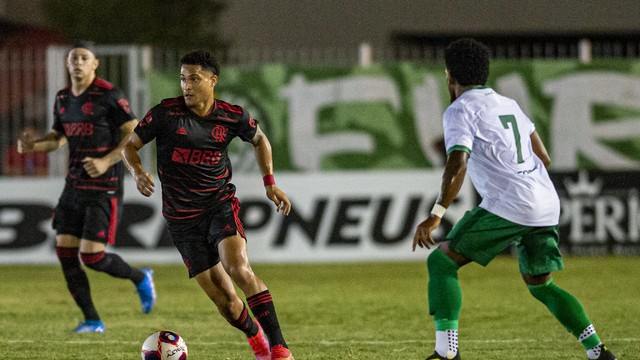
[[52, 185, 122, 244], [167, 197, 246, 278]]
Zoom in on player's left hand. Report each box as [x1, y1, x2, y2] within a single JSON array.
[[412, 215, 441, 251], [82, 157, 110, 178], [17, 131, 35, 154], [265, 185, 291, 216]]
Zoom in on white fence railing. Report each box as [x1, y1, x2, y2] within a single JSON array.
[[2, 39, 640, 176]]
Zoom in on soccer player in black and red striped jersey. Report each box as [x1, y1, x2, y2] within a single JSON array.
[[122, 50, 294, 360], [17, 41, 156, 334]]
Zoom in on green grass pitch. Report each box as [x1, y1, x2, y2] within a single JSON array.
[[1, 256, 637, 359]]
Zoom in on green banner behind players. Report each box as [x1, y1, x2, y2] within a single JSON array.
[[150, 60, 640, 172]]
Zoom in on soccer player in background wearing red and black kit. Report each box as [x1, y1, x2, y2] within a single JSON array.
[[122, 50, 294, 360], [17, 41, 157, 334]]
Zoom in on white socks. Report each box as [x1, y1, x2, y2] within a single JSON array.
[[434, 326, 604, 359], [435, 330, 458, 359], [586, 343, 603, 359]]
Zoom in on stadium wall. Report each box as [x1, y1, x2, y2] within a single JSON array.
[[0, 171, 475, 264], [3, 55, 640, 264], [216, 0, 640, 50], [1, 169, 639, 264]]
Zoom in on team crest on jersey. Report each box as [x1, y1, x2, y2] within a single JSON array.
[[82, 101, 94, 116], [211, 125, 228, 143], [60, 107, 66, 114], [249, 116, 256, 128], [117, 98, 131, 114]]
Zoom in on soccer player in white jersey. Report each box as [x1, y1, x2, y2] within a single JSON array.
[[412, 38, 616, 360]]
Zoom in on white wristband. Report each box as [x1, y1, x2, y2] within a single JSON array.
[[430, 203, 447, 218]]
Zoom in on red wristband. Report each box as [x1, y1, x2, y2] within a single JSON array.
[[263, 174, 275, 186]]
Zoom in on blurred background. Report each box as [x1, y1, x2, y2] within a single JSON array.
[[2, 0, 640, 264]]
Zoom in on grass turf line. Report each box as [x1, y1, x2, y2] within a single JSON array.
[[0, 256, 637, 359]]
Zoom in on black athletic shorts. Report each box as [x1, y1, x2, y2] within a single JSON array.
[[167, 197, 246, 278], [52, 185, 122, 244]]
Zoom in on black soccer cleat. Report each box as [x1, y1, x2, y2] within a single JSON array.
[[592, 344, 617, 360], [425, 351, 461, 360]]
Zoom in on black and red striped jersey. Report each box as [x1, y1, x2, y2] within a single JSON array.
[[52, 77, 136, 195], [134, 97, 258, 221]]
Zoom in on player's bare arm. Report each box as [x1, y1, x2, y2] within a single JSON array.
[[530, 130, 551, 168], [83, 119, 139, 178], [17, 130, 66, 154], [413, 150, 469, 251], [251, 125, 291, 216], [121, 132, 155, 197]]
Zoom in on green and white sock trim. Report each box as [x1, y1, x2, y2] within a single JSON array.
[[579, 324, 596, 342], [579, 324, 602, 350]]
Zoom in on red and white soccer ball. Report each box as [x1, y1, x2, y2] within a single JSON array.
[[141, 330, 188, 360]]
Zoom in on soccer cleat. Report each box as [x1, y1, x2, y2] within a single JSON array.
[[425, 351, 461, 360], [592, 344, 617, 360], [270, 345, 294, 360], [136, 268, 157, 314], [72, 320, 105, 333], [247, 319, 270, 360]]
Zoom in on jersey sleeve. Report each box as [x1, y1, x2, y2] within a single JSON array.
[[237, 110, 259, 142], [134, 107, 160, 144], [108, 88, 137, 127], [443, 105, 476, 154]]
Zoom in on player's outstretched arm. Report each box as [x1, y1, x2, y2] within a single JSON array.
[[251, 125, 291, 216], [17, 130, 66, 154], [121, 132, 155, 197], [83, 119, 139, 178]]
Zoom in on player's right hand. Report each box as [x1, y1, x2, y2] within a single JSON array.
[[266, 185, 291, 216], [134, 171, 155, 197], [412, 215, 441, 251], [17, 132, 35, 153]]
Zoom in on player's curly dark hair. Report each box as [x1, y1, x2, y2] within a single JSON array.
[[180, 50, 220, 76], [444, 38, 490, 86]]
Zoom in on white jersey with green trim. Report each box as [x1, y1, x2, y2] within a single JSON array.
[[443, 87, 560, 226]]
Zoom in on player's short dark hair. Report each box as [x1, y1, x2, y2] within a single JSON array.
[[71, 40, 96, 55], [444, 38, 490, 86], [180, 50, 220, 76]]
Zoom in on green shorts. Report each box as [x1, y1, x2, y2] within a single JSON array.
[[446, 206, 564, 275]]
